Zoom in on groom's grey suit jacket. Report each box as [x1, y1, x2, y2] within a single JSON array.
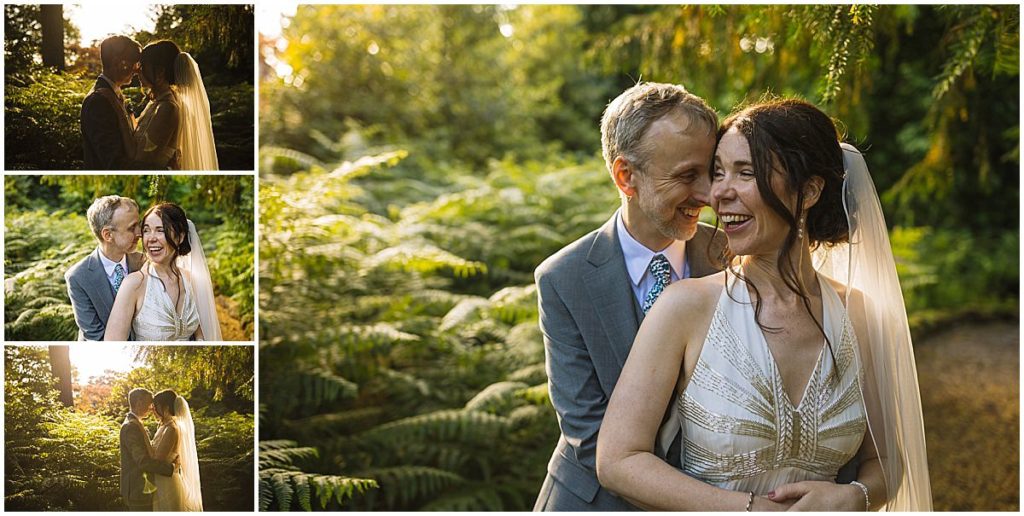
[[533, 215, 724, 511], [119, 413, 174, 508], [65, 248, 144, 340], [81, 77, 139, 170]]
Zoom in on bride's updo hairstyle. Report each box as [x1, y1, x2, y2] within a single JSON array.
[[718, 98, 848, 252], [717, 98, 849, 357], [153, 389, 179, 418], [140, 40, 182, 86]]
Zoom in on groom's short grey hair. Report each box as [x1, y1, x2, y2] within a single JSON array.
[[600, 82, 718, 176], [128, 388, 153, 410], [87, 195, 139, 240]]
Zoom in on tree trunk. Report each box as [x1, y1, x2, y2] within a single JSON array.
[[40, 5, 64, 71], [48, 345, 74, 407]]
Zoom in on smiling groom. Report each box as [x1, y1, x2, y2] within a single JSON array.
[[65, 195, 145, 340], [533, 83, 725, 510]]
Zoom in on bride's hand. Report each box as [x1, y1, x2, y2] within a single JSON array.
[[769, 481, 865, 511]]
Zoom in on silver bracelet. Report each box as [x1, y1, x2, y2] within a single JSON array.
[[850, 480, 870, 510], [745, 491, 755, 511]]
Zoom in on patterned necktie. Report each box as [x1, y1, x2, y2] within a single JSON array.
[[642, 254, 672, 314], [113, 263, 126, 294]]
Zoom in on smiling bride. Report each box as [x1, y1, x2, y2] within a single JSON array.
[[105, 202, 222, 341]]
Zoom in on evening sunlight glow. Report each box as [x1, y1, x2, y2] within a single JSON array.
[[69, 344, 139, 385], [66, 4, 158, 47]]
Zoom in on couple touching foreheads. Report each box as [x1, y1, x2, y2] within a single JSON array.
[[120, 388, 202, 511], [81, 35, 218, 170], [65, 195, 221, 341], [534, 83, 931, 511]]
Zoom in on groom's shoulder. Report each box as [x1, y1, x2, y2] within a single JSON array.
[[535, 225, 603, 284], [65, 252, 94, 282]]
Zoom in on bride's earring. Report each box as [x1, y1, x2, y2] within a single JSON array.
[[797, 216, 806, 240]]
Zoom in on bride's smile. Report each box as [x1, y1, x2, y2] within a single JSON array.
[[142, 212, 176, 264]]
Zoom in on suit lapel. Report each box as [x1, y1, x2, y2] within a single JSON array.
[[92, 82, 136, 155], [583, 216, 639, 371], [87, 249, 116, 321]]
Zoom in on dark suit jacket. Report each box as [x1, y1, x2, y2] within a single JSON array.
[[533, 215, 725, 510], [119, 413, 173, 507], [81, 77, 137, 170], [65, 248, 144, 340]]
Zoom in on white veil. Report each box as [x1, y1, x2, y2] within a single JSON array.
[[177, 219, 222, 341], [174, 396, 204, 511], [813, 143, 932, 510], [174, 52, 219, 170]]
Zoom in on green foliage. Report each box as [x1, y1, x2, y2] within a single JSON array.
[[259, 441, 378, 511], [147, 5, 255, 84], [891, 226, 1019, 325], [4, 69, 90, 170], [260, 5, 606, 167], [5, 176, 255, 340], [260, 150, 608, 510], [5, 346, 254, 511]]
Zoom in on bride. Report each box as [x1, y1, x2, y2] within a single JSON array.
[[148, 389, 204, 511], [596, 99, 931, 510], [105, 202, 222, 341], [133, 39, 219, 170]]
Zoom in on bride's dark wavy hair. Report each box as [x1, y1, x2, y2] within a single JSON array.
[[153, 389, 179, 417], [142, 202, 191, 303], [716, 98, 848, 357], [140, 40, 181, 87]]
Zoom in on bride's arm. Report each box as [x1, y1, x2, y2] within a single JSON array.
[[135, 100, 180, 167], [596, 280, 791, 511], [104, 272, 144, 341], [153, 424, 179, 462], [122, 423, 174, 477]]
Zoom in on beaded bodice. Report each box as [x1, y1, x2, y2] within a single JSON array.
[[677, 273, 866, 495], [132, 265, 199, 341]]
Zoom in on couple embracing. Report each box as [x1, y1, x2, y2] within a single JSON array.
[[120, 388, 202, 511], [81, 35, 217, 170], [535, 83, 931, 511], [65, 195, 221, 341]]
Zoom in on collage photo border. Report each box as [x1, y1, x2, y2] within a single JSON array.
[[2, 1, 1021, 514], [1, 0, 262, 513]]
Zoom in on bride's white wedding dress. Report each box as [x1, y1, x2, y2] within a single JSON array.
[[132, 264, 200, 341], [152, 421, 187, 511], [130, 220, 222, 341], [151, 397, 204, 511], [675, 271, 866, 494], [133, 52, 219, 171]]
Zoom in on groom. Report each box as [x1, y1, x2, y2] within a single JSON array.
[[65, 195, 144, 340], [533, 83, 723, 510], [120, 388, 175, 511], [81, 35, 142, 170]]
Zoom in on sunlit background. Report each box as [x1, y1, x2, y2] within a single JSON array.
[[65, 3, 158, 47], [257, 2, 297, 79], [69, 344, 138, 385]]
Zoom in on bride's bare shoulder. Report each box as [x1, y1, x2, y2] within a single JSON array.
[[658, 271, 726, 311], [118, 271, 147, 296]]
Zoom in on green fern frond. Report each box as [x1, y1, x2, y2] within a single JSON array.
[[486, 285, 538, 325], [359, 466, 463, 508], [365, 243, 486, 278], [438, 297, 490, 332], [507, 363, 548, 385], [363, 409, 511, 445], [464, 381, 528, 413], [515, 383, 551, 406]]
